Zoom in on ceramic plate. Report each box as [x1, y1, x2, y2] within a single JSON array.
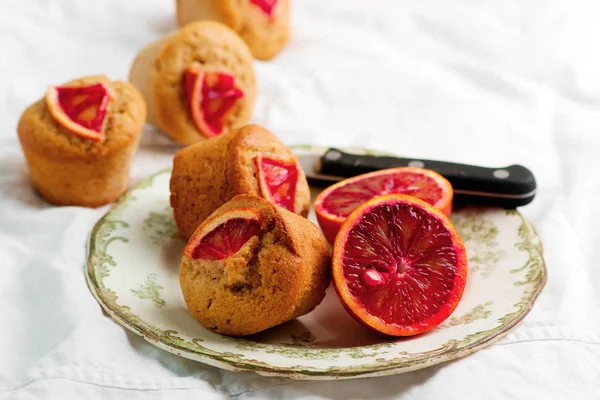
[[86, 146, 546, 380]]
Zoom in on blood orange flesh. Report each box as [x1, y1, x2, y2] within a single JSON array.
[[45, 83, 110, 141], [250, 0, 278, 15], [185, 209, 261, 261], [255, 155, 299, 213], [184, 67, 244, 138], [314, 167, 453, 244], [332, 194, 467, 336]]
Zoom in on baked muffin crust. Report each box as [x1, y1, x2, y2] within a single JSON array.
[[176, 0, 291, 60], [129, 21, 256, 145], [180, 195, 330, 336], [17, 75, 146, 207], [170, 124, 310, 239]]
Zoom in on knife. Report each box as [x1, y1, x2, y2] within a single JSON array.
[[297, 148, 537, 208]]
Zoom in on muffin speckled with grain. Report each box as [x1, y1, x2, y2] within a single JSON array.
[[17, 75, 146, 207], [170, 124, 310, 240], [176, 0, 290, 61], [180, 194, 330, 336], [129, 21, 256, 145]]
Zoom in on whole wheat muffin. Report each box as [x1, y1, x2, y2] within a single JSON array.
[[17, 75, 146, 207], [180, 194, 330, 336], [176, 0, 290, 61], [129, 21, 256, 145], [170, 124, 310, 239]]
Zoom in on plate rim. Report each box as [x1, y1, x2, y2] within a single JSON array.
[[86, 148, 547, 380]]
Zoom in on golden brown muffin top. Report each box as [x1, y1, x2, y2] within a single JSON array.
[[154, 21, 254, 85], [17, 75, 146, 160], [227, 125, 311, 216], [151, 21, 256, 142]]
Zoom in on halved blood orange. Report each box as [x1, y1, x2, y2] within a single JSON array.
[[314, 167, 453, 244], [184, 67, 244, 138], [332, 194, 467, 336], [184, 208, 261, 260], [250, 0, 278, 16], [255, 155, 299, 213], [45, 83, 110, 142]]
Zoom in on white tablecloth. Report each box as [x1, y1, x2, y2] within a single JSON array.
[[1, 0, 600, 398]]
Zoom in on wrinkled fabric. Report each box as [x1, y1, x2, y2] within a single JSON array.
[[1, 0, 600, 398]]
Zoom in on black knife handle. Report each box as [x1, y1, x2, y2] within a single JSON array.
[[319, 148, 537, 208]]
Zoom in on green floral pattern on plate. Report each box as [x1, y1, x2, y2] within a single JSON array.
[[85, 146, 546, 380], [452, 211, 506, 278], [143, 206, 178, 247], [441, 302, 493, 328], [131, 273, 167, 309]]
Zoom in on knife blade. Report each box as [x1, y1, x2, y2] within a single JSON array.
[[296, 148, 537, 208]]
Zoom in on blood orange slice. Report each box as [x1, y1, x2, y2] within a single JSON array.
[[255, 155, 299, 213], [250, 0, 278, 16], [45, 83, 110, 142], [332, 194, 467, 336], [314, 167, 453, 244], [184, 67, 244, 138], [184, 208, 261, 261]]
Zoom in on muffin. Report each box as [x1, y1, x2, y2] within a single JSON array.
[[170, 124, 310, 239], [17, 75, 146, 207], [129, 21, 256, 145], [180, 194, 330, 336], [176, 0, 290, 60]]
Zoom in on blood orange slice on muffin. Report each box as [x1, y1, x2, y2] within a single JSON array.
[[332, 194, 468, 336], [45, 83, 111, 141], [185, 208, 261, 261], [184, 66, 244, 138], [250, 0, 278, 16], [255, 155, 299, 213], [314, 167, 453, 244]]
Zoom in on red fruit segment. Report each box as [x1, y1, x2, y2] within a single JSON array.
[[332, 194, 467, 337], [185, 208, 262, 261], [314, 167, 453, 244], [184, 67, 244, 138], [45, 83, 110, 142], [322, 170, 446, 219], [255, 155, 299, 213], [344, 203, 456, 325], [250, 0, 278, 16], [192, 218, 261, 260], [190, 218, 261, 260]]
